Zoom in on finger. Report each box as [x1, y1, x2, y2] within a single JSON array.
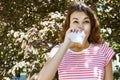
[[72, 28, 76, 32], [74, 28, 79, 33], [68, 28, 74, 32], [76, 29, 78, 33], [71, 29, 73, 32], [67, 28, 73, 33]]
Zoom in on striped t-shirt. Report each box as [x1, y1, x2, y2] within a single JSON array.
[[47, 43, 115, 80]]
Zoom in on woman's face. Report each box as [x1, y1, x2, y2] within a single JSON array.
[[70, 11, 91, 43]]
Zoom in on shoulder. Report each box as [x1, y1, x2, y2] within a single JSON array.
[[91, 42, 110, 48], [51, 43, 62, 50], [100, 43, 114, 51], [93, 42, 115, 56], [92, 42, 115, 66], [90, 43, 114, 53], [50, 44, 61, 53], [46, 44, 61, 59]]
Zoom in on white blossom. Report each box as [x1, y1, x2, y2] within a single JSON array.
[[18, 61, 26, 68], [26, 62, 30, 65], [3, 77, 11, 80], [16, 38, 23, 43], [0, 43, 2, 46], [13, 31, 20, 38], [7, 33, 10, 37], [107, 28, 112, 34], [101, 28, 106, 33], [33, 49, 38, 54], [21, 40, 26, 49], [20, 32, 25, 38]]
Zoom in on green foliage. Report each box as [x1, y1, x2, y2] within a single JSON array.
[[0, 0, 120, 80]]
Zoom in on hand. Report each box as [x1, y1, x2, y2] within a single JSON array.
[[63, 27, 80, 47]]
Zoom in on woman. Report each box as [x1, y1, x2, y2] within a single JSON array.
[[38, 1, 115, 80]]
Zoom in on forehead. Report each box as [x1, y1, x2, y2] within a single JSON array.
[[70, 11, 89, 20]]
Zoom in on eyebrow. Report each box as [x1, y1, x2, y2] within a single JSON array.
[[72, 17, 89, 20], [84, 17, 89, 20], [72, 18, 78, 20]]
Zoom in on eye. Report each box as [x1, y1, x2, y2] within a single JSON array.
[[83, 20, 90, 23], [73, 21, 79, 23]]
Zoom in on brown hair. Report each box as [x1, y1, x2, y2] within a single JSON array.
[[60, 2, 102, 44]]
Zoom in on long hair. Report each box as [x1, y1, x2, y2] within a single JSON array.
[[60, 1, 102, 44]]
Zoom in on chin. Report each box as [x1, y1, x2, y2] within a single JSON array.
[[74, 42, 83, 47]]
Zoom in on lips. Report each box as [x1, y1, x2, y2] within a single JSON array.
[[68, 31, 86, 44]]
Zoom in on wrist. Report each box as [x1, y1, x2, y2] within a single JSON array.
[[62, 41, 71, 49]]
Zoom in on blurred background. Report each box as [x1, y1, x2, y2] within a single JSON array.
[[0, 0, 120, 80]]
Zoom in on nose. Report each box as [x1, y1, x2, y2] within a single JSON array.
[[78, 22, 83, 30]]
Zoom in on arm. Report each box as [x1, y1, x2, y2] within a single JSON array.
[[37, 28, 72, 80], [37, 43, 70, 80], [104, 60, 113, 80]]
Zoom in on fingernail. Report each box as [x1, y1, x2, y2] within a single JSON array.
[[74, 29, 75, 32], [77, 30, 79, 33]]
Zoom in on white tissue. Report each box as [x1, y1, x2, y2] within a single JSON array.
[[68, 31, 86, 44]]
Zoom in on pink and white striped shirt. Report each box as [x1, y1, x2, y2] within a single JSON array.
[[47, 43, 115, 80]]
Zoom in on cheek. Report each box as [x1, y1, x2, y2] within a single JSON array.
[[84, 26, 91, 37], [69, 21, 73, 28], [69, 23, 72, 28]]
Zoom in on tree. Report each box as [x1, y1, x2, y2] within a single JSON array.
[[0, 0, 119, 80]]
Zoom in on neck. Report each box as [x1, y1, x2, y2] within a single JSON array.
[[70, 41, 90, 52]]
